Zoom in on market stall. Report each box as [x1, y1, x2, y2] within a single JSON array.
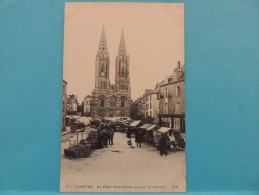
[[145, 124, 158, 145], [127, 120, 142, 138], [139, 124, 152, 142]]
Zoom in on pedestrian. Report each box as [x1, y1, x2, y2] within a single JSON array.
[[127, 127, 132, 138], [97, 130, 103, 149], [102, 130, 109, 148], [135, 129, 139, 147], [159, 134, 167, 156], [138, 129, 144, 148], [108, 130, 114, 145]]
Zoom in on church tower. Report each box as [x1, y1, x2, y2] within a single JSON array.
[[115, 30, 130, 94], [91, 28, 131, 118], [95, 26, 110, 92]]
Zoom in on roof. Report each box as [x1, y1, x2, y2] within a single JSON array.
[[146, 125, 157, 131], [158, 127, 172, 133], [129, 120, 141, 127], [139, 124, 152, 129]]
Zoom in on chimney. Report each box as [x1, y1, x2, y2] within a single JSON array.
[[177, 61, 181, 68]]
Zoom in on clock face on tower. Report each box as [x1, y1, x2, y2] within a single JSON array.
[[101, 72, 105, 77]]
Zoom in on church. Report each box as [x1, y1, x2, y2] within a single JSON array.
[[87, 27, 131, 118]]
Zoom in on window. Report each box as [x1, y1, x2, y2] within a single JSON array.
[[174, 118, 180, 130], [121, 96, 126, 107], [176, 86, 180, 97], [110, 96, 117, 107], [150, 111, 152, 117], [165, 89, 168, 98], [164, 103, 168, 114], [150, 95, 151, 101], [150, 103, 152, 109], [100, 96, 105, 107], [146, 103, 149, 110]]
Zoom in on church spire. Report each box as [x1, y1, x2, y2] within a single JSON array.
[[98, 25, 108, 51], [118, 29, 127, 55]]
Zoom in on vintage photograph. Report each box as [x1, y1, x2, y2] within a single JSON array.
[[60, 2, 185, 192]]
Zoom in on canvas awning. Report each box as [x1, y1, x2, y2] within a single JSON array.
[[139, 124, 152, 129], [158, 127, 172, 133], [77, 117, 91, 125], [129, 120, 141, 127], [146, 125, 157, 131]]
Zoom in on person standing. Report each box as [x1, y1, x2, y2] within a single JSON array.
[[138, 129, 144, 148], [102, 130, 108, 148], [135, 129, 140, 147], [97, 130, 103, 149], [159, 134, 167, 156], [109, 130, 114, 145]]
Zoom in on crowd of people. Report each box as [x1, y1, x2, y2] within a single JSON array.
[[93, 120, 184, 157], [126, 127, 176, 156], [96, 121, 115, 149]]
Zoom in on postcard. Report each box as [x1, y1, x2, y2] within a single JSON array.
[[60, 2, 185, 192]]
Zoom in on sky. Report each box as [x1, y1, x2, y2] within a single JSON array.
[[63, 3, 184, 102]]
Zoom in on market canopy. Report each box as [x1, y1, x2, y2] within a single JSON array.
[[139, 124, 152, 129], [158, 127, 172, 133], [129, 120, 141, 127], [146, 125, 157, 131], [77, 117, 91, 125]]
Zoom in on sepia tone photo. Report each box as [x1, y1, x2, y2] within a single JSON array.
[[60, 2, 185, 192]]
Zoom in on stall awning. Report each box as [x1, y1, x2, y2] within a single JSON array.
[[146, 125, 157, 131], [139, 124, 152, 129], [77, 117, 91, 125], [129, 120, 141, 127], [158, 127, 172, 133]]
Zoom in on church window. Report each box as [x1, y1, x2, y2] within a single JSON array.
[[119, 64, 121, 77], [100, 96, 105, 107], [121, 96, 126, 107], [122, 66, 125, 77], [110, 96, 117, 107]]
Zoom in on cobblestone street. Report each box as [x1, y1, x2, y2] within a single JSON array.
[[60, 132, 186, 192]]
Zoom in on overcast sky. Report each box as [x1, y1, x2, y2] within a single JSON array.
[[63, 3, 184, 102]]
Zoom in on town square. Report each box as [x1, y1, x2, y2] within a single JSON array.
[[60, 3, 185, 192]]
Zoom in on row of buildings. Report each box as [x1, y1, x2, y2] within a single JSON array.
[[132, 61, 185, 131], [62, 27, 185, 131]]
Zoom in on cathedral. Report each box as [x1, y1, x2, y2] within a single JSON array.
[[89, 27, 131, 118]]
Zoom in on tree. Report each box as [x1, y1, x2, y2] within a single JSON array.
[[130, 101, 140, 120]]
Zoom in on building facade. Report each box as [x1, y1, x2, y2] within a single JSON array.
[[134, 61, 185, 129], [159, 61, 185, 115], [66, 94, 78, 114], [90, 27, 131, 118], [145, 89, 160, 123]]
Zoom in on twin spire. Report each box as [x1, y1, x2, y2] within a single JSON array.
[[118, 29, 127, 55], [98, 26, 108, 51], [98, 26, 127, 55]]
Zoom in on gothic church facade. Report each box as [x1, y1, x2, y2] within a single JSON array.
[[90, 27, 131, 118]]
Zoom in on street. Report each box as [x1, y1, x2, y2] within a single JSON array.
[[60, 131, 186, 192]]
